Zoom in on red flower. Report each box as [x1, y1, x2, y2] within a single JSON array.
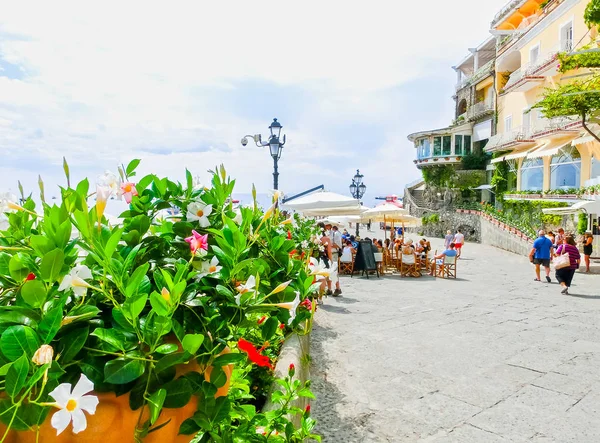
[[288, 363, 295, 377], [287, 230, 292, 240], [300, 299, 312, 310], [279, 323, 285, 330], [257, 316, 267, 325], [25, 273, 35, 281], [289, 249, 297, 257], [238, 338, 273, 369], [304, 404, 311, 415]]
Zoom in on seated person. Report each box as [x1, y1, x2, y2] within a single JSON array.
[[340, 240, 355, 262], [377, 240, 384, 251], [401, 239, 415, 255], [414, 240, 425, 256], [429, 243, 457, 276], [349, 235, 359, 249]]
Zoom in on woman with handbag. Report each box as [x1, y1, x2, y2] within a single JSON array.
[[554, 235, 581, 295]]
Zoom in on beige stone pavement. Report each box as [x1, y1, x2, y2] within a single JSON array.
[[310, 238, 600, 442]]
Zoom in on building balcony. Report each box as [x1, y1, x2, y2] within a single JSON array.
[[529, 116, 581, 138], [467, 99, 495, 121], [501, 43, 567, 94], [414, 155, 464, 169], [484, 125, 536, 153], [456, 60, 495, 91]]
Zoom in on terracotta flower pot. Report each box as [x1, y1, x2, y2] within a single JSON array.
[[1, 359, 233, 443]]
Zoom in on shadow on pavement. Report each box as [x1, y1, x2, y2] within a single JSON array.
[[319, 304, 351, 314], [310, 323, 366, 442], [568, 294, 600, 300]]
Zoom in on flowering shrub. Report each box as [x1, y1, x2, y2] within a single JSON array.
[[0, 161, 321, 441]]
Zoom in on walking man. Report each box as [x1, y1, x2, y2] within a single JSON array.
[[453, 229, 465, 258], [529, 229, 554, 282]]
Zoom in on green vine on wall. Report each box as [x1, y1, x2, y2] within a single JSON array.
[[421, 165, 455, 187], [557, 47, 600, 73]]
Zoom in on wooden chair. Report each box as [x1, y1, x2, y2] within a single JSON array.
[[434, 254, 457, 279], [400, 252, 421, 278], [338, 251, 355, 275], [374, 252, 384, 275]]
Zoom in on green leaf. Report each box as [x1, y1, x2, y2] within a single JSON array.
[[262, 317, 279, 342], [1, 325, 40, 361], [40, 249, 65, 282], [123, 293, 147, 321], [104, 358, 145, 384], [155, 344, 178, 354], [209, 365, 227, 388], [211, 353, 244, 367], [150, 291, 170, 317], [297, 388, 316, 399], [163, 377, 193, 408], [30, 236, 54, 256], [91, 329, 126, 351], [126, 263, 150, 298], [5, 353, 30, 398], [38, 305, 63, 343], [126, 159, 141, 177], [9, 254, 30, 281], [60, 326, 89, 363], [147, 388, 166, 425], [104, 228, 124, 259], [210, 397, 231, 424], [181, 334, 204, 355], [21, 280, 47, 308]]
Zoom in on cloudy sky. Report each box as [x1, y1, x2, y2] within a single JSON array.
[[0, 0, 507, 205]]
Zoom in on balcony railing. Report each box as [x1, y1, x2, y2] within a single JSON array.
[[484, 125, 534, 152], [528, 115, 581, 137], [467, 99, 495, 120], [502, 42, 569, 93], [456, 60, 495, 90]]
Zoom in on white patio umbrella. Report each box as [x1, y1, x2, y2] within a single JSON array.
[[360, 203, 420, 240], [283, 191, 362, 216]]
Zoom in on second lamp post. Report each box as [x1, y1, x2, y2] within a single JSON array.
[[349, 169, 367, 235]]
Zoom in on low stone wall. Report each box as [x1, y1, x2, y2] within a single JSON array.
[[480, 217, 532, 256], [417, 211, 482, 243]]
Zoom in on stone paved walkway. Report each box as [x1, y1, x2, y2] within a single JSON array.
[[310, 240, 600, 442]]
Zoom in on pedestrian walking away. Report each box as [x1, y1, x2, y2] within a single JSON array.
[[453, 229, 465, 258], [444, 230, 453, 250], [555, 234, 581, 295], [529, 229, 554, 282], [583, 232, 593, 273]]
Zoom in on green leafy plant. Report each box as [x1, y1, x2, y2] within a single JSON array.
[[585, 0, 600, 27], [421, 166, 456, 187], [460, 152, 489, 171], [578, 213, 589, 234], [0, 161, 321, 442]]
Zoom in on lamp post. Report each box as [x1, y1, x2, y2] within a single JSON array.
[[241, 118, 286, 190], [349, 169, 367, 236]]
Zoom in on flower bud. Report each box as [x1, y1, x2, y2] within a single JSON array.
[[258, 316, 267, 325], [32, 344, 54, 366], [279, 323, 285, 330], [288, 363, 295, 378], [304, 404, 311, 416], [25, 273, 36, 281]]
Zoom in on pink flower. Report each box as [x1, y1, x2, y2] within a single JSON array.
[[185, 230, 209, 255], [120, 182, 138, 204]]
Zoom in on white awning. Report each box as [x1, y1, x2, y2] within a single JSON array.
[[490, 149, 534, 164], [473, 184, 493, 190], [542, 200, 600, 215], [473, 120, 492, 142], [572, 134, 595, 145], [527, 136, 577, 159]]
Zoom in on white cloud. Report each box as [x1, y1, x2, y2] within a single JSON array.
[[0, 0, 507, 200]]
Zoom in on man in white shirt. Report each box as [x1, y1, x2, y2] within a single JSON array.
[[328, 224, 343, 296], [453, 229, 465, 258]]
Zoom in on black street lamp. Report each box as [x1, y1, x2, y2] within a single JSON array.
[[349, 169, 367, 235], [241, 118, 286, 190]]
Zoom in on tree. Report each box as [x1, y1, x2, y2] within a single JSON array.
[[585, 0, 600, 27], [532, 74, 600, 144]]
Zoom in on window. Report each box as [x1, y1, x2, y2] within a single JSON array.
[[560, 21, 573, 52], [592, 156, 600, 179], [433, 137, 442, 156], [442, 136, 452, 156], [455, 135, 463, 156], [464, 135, 472, 155], [520, 158, 544, 191], [530, 44, 540, 64], [505, 115, 513, 132], [550, 144, 581, 189], [416, 138, 432, 159], [523, 110, 531, 133]]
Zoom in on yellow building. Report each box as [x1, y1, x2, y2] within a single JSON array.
[[485, 0, 600, 192]]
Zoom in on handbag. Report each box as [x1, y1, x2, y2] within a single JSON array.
[[553, 252, 570, 270]]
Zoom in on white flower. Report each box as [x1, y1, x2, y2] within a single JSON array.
[[236, 275, 256, 294], [58, 265, 93, 297], [0, 192, 20, 213], [233, 208, 243, 225], [49, 374, 99, 435], [270, 189, 285, 202], [196, 256, 222, 280], [187, 202, 213, 228], [301, 240, 309, 249], [309, 257, 330, 280], [32, 344, 54, 365], [276, 292, 302, 325], [97, 171, 119, 193]]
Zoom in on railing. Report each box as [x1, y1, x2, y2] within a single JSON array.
[[492, 0, 529, 27], [467, 99, 495, 119], [503, 42, 568, 92], [529, 115, 580, 136], [456, 60, 495, 90], [484, 125, 533, 152]]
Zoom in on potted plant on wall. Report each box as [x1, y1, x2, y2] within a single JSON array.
[[0, 161, 321, 442]]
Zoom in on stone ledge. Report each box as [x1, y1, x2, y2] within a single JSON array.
[[263, 333, 311, 427]]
